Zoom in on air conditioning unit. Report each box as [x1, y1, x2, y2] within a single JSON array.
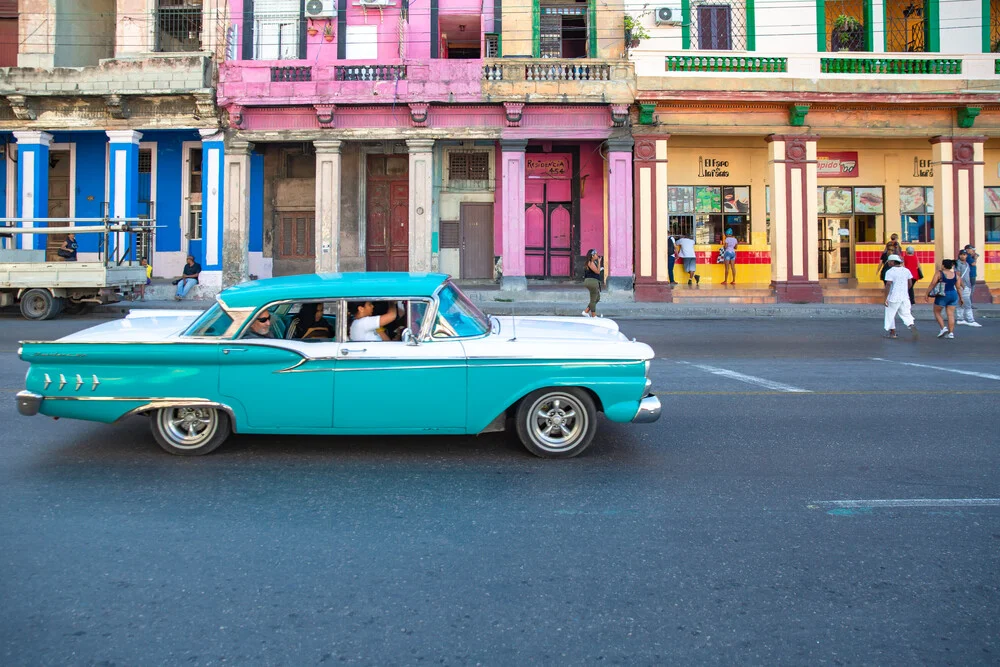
[[654, 6, 682, 26], [358, 0, 392, 7], [305, 0, 336, 18]]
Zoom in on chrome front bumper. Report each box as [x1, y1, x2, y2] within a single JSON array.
[[632, 395, 661, 423], [16, 391, 42, 416]]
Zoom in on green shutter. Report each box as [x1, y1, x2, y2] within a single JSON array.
[[682, 0, 691, 49], [864, 0, 874, 51], [589, 0, 598, 56], [816, 0, 826, 52], [746, 0, 756, 51], [532, 0, 540, 58], [926, 0, 939, 52], [984, 0, 992, 52]]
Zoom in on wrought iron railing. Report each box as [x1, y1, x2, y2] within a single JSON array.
[[156, 5, 203, 53], [334, 65, 407, 81], [271, 66, 312, 82]]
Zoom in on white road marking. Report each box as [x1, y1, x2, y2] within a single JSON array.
[[871, 357, 1000, 381], [812, 498, 1000, 509], [674, 360, 812, 393]]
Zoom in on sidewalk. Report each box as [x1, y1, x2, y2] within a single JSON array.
[[94, 297, 999, 320]]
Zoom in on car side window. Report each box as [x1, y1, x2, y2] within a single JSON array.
[[288, 301, 337, 341], [184, 304, 234, 337]]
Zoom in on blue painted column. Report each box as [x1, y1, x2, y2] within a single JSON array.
[[13, 130, 53, 250], [106, 130, 143, 260], [199, 130, 225, 277]]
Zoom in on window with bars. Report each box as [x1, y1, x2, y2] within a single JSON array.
[[156, 0, 203, 53], [540, 3, 589, 58], [884, 0, 928, 52], [447, 152, 491, 190], [688, 1, 748, 51], [825, 0, 868, 52], [485, 33, 500, 58]]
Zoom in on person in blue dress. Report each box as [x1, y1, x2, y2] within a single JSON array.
[[925, 259, 965, 339]]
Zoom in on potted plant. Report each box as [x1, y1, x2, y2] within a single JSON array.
[[831, 14, 864, 52], [307, 19, 318, 37], [323, 22, 334, 43], [624, 15, 649, 49]]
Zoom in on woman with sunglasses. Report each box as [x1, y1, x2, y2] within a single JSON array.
[[244, 312, 275, 339]]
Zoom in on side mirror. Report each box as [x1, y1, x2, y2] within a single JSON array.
[[402, 328, 419, 346]]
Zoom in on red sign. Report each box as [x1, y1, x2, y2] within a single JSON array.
[[526, 156, 570, 178], [817, 151, 859, 178]]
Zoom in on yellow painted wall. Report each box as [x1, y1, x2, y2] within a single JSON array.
[[500, 0, 625, 58], [502, 0, 533, 57]]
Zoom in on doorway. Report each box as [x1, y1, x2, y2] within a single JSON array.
[[818, 217, 853, 278], [525, 179, 573, 278], [273, 209, 315, 276], [44, 148, 72, 261], [459, 202, 493, 279], [365, 155, 409, 272]]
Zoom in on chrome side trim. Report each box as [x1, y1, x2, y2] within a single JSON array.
[[632, 395, 661, 424], [115, 399, 239, 426], [16, 391, 42, 416]]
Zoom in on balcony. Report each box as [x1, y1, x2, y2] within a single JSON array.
[[217, 60, 484, 107], [0, 54, 214, 97], [481, 58, 634, 104]]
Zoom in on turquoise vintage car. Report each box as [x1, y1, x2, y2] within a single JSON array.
[[16, 273, 660, 458]]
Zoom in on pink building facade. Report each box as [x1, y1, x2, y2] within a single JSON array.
[[217, 0, 636, 291]]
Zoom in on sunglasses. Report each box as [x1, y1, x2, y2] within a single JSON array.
[[257, 315, 271, 323]]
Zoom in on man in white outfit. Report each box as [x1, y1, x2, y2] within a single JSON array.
[[955, 249, 982, 327], [882, 254, 917, 339]]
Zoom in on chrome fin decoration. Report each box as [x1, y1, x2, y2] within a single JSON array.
[[91, 375, 100, 391], [75, 374, 84, 391], [43, 374, 52, 390], [58, 374, 67, 390]]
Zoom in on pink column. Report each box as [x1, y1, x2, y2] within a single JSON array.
[[606, 138, 634, 292], [501, 140, 528, 291]]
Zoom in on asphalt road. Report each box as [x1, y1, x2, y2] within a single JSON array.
[[1, 315, 998, 665]]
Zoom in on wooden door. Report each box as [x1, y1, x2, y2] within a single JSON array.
[[524, 181, 574, 278], [459, 203, 494, 279], [366, 156, 409, 272], [276, 210, 315, 260], [45, 151, 71, 261]]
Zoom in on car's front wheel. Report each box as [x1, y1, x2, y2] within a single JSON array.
[[515, 388, 597, 458], [150, 406, 231, 456]]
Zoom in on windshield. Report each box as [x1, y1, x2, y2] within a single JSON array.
[[432, 281, 490, 338], [183, 303, 234, 337]]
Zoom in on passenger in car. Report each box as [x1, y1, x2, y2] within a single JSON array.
[[348, 301, 398, 341], [291, 302, 336, 339]]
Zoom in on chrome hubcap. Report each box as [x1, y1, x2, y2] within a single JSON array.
[[161, 407, 217, 449], [528, 393, 587, 452]]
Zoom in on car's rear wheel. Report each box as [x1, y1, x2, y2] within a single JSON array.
[[20, 289, 61, 320], [150, 406, 231, 456], [515, 387, 597, 458]]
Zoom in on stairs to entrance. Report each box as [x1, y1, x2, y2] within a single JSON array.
[[670, 282, 777, 304]]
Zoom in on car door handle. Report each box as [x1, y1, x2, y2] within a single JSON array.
[[223, 348, 247, 355], [340, 348, 367, 356]]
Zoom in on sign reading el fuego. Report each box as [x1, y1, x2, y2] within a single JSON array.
[[817, 152, 859, 178]]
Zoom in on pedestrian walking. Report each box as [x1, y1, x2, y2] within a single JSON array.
[[666, 233, 678, 285], [901, 246, 922, 304], [876, 233, 903, 284], [675, 234, 699, 286], [955, 249, 982, 327], [882, 254, 917, 339], [925, 259, 964, 339], [964, 244, 979, 301], [582, 249, 603, 318], [721, 228, 738, 285]]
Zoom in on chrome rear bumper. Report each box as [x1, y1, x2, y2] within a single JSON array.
[[16, 391, 42, 416], [632, 395, 661, 423]]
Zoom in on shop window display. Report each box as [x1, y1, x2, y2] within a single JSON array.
[[984, 187, 1000, 242], [667, 185, 750, 243], [899, 186, 934, 242]]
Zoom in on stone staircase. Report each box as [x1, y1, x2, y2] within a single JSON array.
[[139, 279, 219, 302], [669, 282, 777, 304]]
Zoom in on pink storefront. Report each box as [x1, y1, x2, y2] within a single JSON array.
[[216, 0, 635, 290]]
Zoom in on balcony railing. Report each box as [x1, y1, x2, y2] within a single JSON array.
[[820, 57, 961, 75], [524, 62, 611, 81], [271, 66, 312, 82], [479, 58, 634, 104], [666, 55, 787, 73], [334, 65, 406, 81]]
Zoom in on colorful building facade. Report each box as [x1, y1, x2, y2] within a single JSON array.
[[217, 0, 637, 291], [629, 0, 1000, 301], [1, 1, 225, 287]]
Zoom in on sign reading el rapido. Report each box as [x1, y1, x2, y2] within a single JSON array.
[[817, 152, 859, 178]]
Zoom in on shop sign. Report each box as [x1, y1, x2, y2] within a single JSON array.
[[698, 157, 730, 178], [913, 157, 934, 178], [817, 152, 858, 178], [526, 156, 569, 178]]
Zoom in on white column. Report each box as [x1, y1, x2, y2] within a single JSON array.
[[406, 139, 434, 272], [13, 130, 54, 250], [222, 140, 254, 288], [314, 140, 343, 274]]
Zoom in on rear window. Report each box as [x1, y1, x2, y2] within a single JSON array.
[[184, 304, 234, 337]]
